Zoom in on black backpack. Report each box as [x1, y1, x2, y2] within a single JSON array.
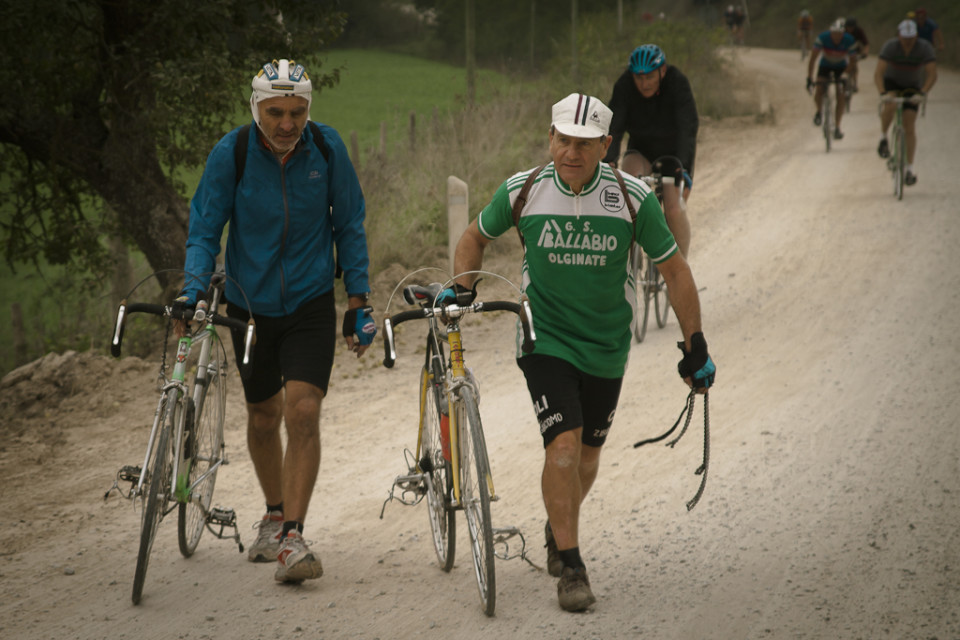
[[233, 121, 330, 185], [233, 121, 342, 277]]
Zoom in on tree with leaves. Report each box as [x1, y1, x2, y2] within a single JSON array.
[[0, 0, 345, 293]]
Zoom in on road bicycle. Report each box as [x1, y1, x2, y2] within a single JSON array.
[[632, 155, 684, 343], [811, 75, 847, 152], [104, 268, 256, 604], [880, 93, 926, 201], [378, 270, 536, 616]]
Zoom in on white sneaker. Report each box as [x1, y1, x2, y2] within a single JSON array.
[[247, 510, 283, 563], [274, 530, 324, 583]]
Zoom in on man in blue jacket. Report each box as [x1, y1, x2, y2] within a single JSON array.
[[183, 58, 375, 584]]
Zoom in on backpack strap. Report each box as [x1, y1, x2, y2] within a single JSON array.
[[234, 122, 330, 187], [233, 122, 342, 278], [511, 165, 545, 249], [611, 167, 638, 254]]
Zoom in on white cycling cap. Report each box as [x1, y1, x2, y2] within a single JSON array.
[[250, 59, 312, 127], [898, 19, 918, 38], [551, 93, 612, 139]]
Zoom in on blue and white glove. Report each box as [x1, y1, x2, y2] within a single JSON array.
[[436, 282, 478, 306], [342, 306, 377, 346], [677, 332, 716, 389]]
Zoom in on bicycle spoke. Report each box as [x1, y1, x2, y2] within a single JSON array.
[[178, 337, 226, 557]]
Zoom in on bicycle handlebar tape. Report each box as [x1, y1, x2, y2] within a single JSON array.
[[520, 297, 537, 354], [110, 302, 127, 358], [382, 317, 397, 368], [239, 320, 256, 381]]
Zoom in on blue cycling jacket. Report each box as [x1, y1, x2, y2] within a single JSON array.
[[183, 122, 370, 316]]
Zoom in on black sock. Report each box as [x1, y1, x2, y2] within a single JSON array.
[[281, 521, 303, 537], [558, 547, 585, 570], [266, 502, 283, 514]]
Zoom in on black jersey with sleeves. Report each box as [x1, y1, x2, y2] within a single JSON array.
[[603, 65, 700, 178]]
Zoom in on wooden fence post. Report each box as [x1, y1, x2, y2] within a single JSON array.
[[446, 176, 469, 275], [350, 131, 360, 168], [409, 111, 416, 152]]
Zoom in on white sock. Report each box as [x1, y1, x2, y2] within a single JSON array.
[[906, 164, 914, 173]]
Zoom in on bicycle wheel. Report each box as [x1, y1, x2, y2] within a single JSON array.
[[458, 387, 496, 617], [823, 96, 832, 152], [132, 393, 176, 605], [632, 246, 650, 343], [178, 339, 226, 557], [419, 363, 456, 571], [653, 261, 670, 328], [893, 126, 905, 200]]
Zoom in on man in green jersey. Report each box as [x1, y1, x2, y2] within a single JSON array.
[[445, 93, 715, 612]]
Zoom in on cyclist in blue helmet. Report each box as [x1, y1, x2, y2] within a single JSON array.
[[604, 44, 699, 257]]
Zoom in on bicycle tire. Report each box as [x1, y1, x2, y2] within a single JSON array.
[[823, 95, 832, 153], [632, 246, 650, 343], [132, 393, 175, 605], [653, 261, 670, 328], [178, 339, 226, 557], [894, 126, 905, 200], [420, 362, 456, 571], [458, 387, 496, 617]]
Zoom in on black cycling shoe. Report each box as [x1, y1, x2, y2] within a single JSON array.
[[813, 111, 822, 126], [833, 129, 844, 140], [877, 139, 890, 158], [905, 171, 918, 186]]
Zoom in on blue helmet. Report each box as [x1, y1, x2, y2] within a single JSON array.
[[629, 45, 666, 74]]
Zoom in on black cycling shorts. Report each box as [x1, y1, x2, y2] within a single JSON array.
[[517, 354, 623, 448], [816, 67, 846, 82], [883, 78, 923, 112], [225, 291, 337, 403]]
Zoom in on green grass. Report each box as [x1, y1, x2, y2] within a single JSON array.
[[315, 49, 506, 157]]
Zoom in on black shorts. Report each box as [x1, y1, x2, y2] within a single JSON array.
[[517, 354, 623, 448], [225, 292, 337, 403], [816, 67, 846, 82], [883, 79, 923, 112]]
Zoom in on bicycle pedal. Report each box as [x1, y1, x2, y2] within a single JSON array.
[[119, 465, 142, 484], [208, 507, 237, 527]]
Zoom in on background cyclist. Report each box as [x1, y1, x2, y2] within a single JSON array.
[[604, 44, 698, 257], [914, 8, 945, 52], [798, 10, 814, 59], [875, 19, 938, 186], [844, 17, 870, 92], [807, 19, 856, 140]]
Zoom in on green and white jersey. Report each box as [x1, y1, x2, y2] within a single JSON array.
[[477, 162, 677, 377]]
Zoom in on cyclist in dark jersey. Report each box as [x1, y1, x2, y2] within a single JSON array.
[[875, 19, 938, 186], [604, 44, 698, 257], [844, 17, 870, 91]]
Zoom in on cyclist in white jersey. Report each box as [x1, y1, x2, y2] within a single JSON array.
[[443, 93, 715, 612]]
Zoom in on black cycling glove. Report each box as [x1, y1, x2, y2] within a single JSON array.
[[677, 332, 716, 389]]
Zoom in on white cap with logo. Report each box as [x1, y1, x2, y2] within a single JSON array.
[[551, 93, 612, 139], [898, 19, 918, 38]]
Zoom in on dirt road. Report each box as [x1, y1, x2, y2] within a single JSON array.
[[3, 48, 959, 639]]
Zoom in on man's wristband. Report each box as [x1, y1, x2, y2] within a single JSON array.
[[348, 292, 370, 303]]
